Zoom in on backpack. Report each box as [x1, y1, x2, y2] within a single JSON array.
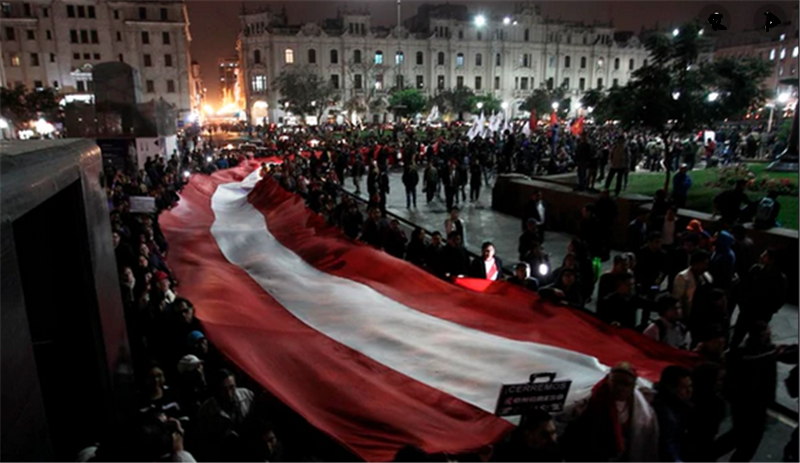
[[755, 197, 775, 223]]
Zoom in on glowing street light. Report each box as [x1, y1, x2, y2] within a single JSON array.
[[778, 92, 791, 103], [0, 118, 8, 129], [672, 28, 680, 37], [476, 102, 484, 110], [503, 16, 511, 25], [551, 102, 559, 110], [672, 91, 681, 100], [501, 101, 509, 110], [708, 92, 719, 102], [587, 107, 594, 114], [698, 29, 704, 36], [474, 15, 487, 28]]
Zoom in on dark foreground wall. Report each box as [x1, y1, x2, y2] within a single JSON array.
[[1, 140, 135, 461], [492, 174, 799, 304]]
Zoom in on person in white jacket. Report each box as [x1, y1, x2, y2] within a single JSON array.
[[671, 250, 712, 322]]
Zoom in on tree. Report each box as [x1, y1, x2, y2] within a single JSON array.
[[518, 86, 571, 119], [388, 88, 426, 119], [580, 89, 605, 110], [344, 58, 388, 122], [470, 94, 502, 114], [1, 85, 62, 129], [430, 87, 475, 121], [272, 65, 339, 122]]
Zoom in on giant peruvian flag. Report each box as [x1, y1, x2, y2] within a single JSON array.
[[161, 163, 696, 462]]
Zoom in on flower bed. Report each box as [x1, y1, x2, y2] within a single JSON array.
[[708, 164, 798, 196]]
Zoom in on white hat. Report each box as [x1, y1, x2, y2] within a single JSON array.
[[177, 354, 203, 374]]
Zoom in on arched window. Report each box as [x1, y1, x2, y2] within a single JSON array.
[[330, 49, 338, 64], [308, 48, 317, 64], [284, 48, 294, 64], [475, 53, 482, 66], [395, 51, 404, 65], [437, 52, 445, 66], [580, 56, 586, 69], [416, 51, 424, 65], [564, 55, 571, 68], [254, 49, 261, 64], [456, 53, 464, 67], [374, 50, 383, 65]]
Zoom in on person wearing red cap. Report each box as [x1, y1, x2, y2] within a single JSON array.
[[563, 362, 659, 462], [154, 270, 176, 305]]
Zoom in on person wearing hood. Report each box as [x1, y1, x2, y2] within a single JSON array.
[[709, 230, 736, 294], [507, 262, 540, 292], [491, 409, 562, 462]]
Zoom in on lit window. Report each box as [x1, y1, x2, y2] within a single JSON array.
[[375, 51, 383, 65], [284, 49, 294, 64], [10, 54, 21, 66], [794, 46, 799, 58], [251, 75, 267, 92], [780, 48, 786, 60], [395, 51, 404, 65], [456, 53, 464, 67], [770, 49, 776, 60], [780, 34, 786, 41]]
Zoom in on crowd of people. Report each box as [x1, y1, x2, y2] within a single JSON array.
[[94, 121, 797, 462]]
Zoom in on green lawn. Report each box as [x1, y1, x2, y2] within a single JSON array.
[[625, 164, 798, 230]]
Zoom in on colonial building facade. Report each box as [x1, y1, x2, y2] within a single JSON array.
[[0, 0, 197, 121], [239, 3, 652, 125]]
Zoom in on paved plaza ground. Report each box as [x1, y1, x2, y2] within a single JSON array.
[[343, 171, 798, 461]]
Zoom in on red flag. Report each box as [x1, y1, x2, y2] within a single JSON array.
[[550, 111, 558, 127], [571, 116, 585, 137], [529, 110, 537, 131], [162, 163, 697, 462]]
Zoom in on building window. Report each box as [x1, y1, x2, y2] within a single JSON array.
[[793, 46, 798, 58], [146, 80, 154, 93], [564, 56, 571, 68], [598, 57, 604, 67], [162, 31, 170, 45], [160, 8, 168, 21], [770, 49, 776, 60], [72, 52, 80, 60], [26, 30, 35, 40], [515, 77, 519, 89], [254, 49, 261, 64], [643, 59, 648, 67], [437, 52, 445, 66], [67, 5, 74, 17], [494, 76, 500, 90], [395, 51, 404, 65], [524, 29, 530, 41], [88, 5, 95, 18], [396, 74, 404, 89], [83, 53, 90, 59], [579, 77, 585, 90], [614, 58, 620, 70], [475, 76, 482, 90], [139, 7, 146, 20], [375, 74, 383, 90], [114, 10, 119, 19], [53, 80, 59, 88], [165, 54, 172, 66], [116, 31, 122, 41], [354, 74, 363, 89], [597, 78, 603, 89], [50, 53, 55, 62], [330, 49, 338, 64], [284, 48, 294, 64], [475, 53, 482, 67], [522, 54, 531, 67], [580, 57, 586, 69], [308, 48, 316, 64], [251, 75, 268, 93], [77, 81, 86, 92], [331, 74, 339, 89], [496, 53, 501, 66], [43, 7, 48, 17], [167, 80, 175, 93], [34, 80, 43, 89], [456, 53, 464, 67], [456, 76, 464, 88], [628, 59, 634, 70], [374, 50, 383, 65], [77, 5, 85, 17], [437, 75, 445, 90], [353, 49, 361, 64], [141, 31, 149, 44], [144, 54, 152, 67], [520, 77, 529, 90], [78, 29, 87, 43], [416, 75, 424, 88], [612, 78, 618, 87], [91, 30, 98, 44], [5, 27, 14, 41], [46, 30, 51, 40], [118, 54, 123, 62], [477, 31, 482, 41], [416, 51, 423, 65], [93, 53, 100, 60], [547, 77, 553, 90], [780, 48, 786, 60], [28, 53, 38, 66], [563, 78, 570, 88]]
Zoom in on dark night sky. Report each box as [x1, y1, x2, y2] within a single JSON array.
[[188, 1, 797, 106]]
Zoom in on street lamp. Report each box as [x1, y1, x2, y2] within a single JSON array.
[[672, 28, 679, 37], [551, 102, 559, 110], [503, 16, 511, 25], [476, 102, 484, 110], [587, 107, 594, 114], [474, 15, 487, 27], [672, 91, 681, 100], [708, 92, 719, 102], [501, 101, 509, 110], [778, 92, 791, 103]]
